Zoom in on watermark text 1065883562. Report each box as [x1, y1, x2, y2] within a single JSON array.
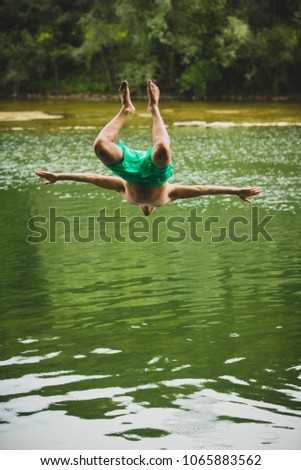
[[27, 206, 274, 244]]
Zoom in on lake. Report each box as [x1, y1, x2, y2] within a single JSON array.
[[0, 99, 301, 449]]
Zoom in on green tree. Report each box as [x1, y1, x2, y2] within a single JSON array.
[[0, 0, 300, 97]]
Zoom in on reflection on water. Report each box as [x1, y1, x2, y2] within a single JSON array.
[[0, 106, 301, 449]]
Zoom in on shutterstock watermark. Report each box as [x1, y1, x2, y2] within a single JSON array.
[[26, 207, 274, 244]]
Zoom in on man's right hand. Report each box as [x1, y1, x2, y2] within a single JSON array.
[[35, 171, 58, 184]]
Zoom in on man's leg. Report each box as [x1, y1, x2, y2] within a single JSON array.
[[147, 80, 171, 169], [93, 81, 135, 166]]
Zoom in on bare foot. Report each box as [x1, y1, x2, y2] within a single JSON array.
[[238, 187, 262, 204], [118, 81, 135, 115], [147, 79, 160, 111]]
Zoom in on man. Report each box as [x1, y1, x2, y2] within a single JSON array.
[[36, 80, 261, 216]]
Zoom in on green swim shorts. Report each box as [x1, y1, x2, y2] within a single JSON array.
[[104, 143, 173, 186]]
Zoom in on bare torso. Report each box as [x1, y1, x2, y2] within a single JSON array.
[[120, 181, 174, 214]]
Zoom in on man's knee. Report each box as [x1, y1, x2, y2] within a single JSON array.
[[93, 138, 109, 160], [152, 143, 171, 167]]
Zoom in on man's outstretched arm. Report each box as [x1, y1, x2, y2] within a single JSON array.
[[169, 185, 261, 204], [35, 171, 125, 192]]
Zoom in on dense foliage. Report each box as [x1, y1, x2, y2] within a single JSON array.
[[1, 0, 301, 98]]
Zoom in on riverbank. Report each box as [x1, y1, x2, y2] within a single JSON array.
[[1, 92, 301, 102], [1, 99, 301, 132]]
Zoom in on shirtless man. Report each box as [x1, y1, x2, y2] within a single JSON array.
[[36, 80, 261, 215]]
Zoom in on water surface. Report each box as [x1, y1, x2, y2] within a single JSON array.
[[0, 100, 301, 449]]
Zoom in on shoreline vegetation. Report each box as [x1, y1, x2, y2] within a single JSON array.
[[1, 93, 301, 102], [1, 1, 301, 100]]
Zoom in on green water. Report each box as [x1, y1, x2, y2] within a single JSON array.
[[0, 100, 301, 450]]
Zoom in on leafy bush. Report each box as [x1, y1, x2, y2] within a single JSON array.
[[179, 60, 221, 98]]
